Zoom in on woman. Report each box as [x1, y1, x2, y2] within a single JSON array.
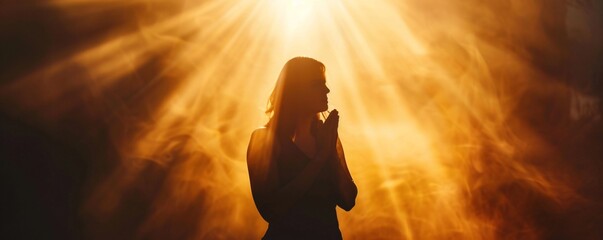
[[247, 57, 358, 239]]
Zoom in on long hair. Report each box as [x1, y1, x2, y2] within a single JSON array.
[[266, 57, 326, 138]]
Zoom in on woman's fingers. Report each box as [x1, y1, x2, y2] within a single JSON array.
[[330, 111, 339, 132], [325, 109, 338, 125], [327, 111, 339, 149], [317, 110, 340, 156], [327, 110, 339, 130]]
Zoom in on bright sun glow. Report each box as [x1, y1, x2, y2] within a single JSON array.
[[3, 0, 591, 239]]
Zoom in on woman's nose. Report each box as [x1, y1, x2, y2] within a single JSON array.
[[325, 86, 330, 94]]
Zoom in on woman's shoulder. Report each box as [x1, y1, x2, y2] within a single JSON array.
[[250, 127, 270, 139], [252, 127, 268, 134], [247, 127, 281, 161], [250, 127, 278, 146]]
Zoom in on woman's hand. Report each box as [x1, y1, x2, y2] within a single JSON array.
[[316, 110, 339, 161]]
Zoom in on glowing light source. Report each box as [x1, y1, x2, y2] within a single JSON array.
[[4, 0, 594, 239]]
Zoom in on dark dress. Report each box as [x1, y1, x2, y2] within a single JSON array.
[[262, 136, 342, 240]]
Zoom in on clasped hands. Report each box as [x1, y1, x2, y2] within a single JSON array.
[[315, 110, 339, 162]]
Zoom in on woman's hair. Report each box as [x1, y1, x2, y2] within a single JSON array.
[[266, 57, 326, 137]]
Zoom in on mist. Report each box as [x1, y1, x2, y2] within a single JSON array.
[[1, 0, 602, 239]]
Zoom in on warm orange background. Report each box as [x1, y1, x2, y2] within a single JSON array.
[[1, 0, 602, 239]]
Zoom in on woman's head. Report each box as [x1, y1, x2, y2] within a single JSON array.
[[266, 57, 330, 134]]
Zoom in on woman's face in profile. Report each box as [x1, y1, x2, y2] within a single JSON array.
[[299, 70, 330, 114]]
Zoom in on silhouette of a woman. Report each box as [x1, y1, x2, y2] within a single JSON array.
[[247, 57, 358, 239]]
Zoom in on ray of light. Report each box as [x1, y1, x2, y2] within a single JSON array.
[[2, 0, 601, 239]]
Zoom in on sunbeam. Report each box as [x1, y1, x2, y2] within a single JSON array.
[[1, 0, 602, 239]]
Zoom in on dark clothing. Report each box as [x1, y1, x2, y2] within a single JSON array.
[[262, 137, 342, 240]]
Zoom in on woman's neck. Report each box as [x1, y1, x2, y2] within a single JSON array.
[[293, 114, 315, 141]]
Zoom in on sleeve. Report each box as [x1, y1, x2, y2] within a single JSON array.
[[246, 128, 280, 222]]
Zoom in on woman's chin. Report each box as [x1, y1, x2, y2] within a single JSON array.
[[320, 105, 329, 112], [309, 103, 328, 113]]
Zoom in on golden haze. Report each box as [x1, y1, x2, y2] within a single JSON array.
[[1, 0, 601, 239]]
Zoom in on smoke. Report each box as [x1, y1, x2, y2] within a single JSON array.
[[1, 0, 602, 239]]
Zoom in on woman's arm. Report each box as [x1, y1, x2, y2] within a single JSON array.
[[330, 136, 358, 211], [247, 117, 338, 222]]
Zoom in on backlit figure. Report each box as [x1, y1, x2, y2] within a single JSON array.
[[247, 57, 357, 239]]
